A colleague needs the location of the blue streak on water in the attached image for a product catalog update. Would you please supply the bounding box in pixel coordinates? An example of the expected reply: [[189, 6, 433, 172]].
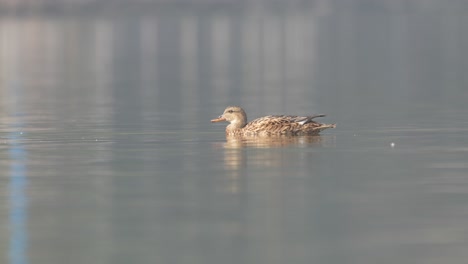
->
[[7, 74, 28, 264], [8, 131, 28, 264]]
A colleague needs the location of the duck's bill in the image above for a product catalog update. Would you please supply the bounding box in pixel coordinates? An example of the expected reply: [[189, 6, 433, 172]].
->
[[211, 116, 226, 123]]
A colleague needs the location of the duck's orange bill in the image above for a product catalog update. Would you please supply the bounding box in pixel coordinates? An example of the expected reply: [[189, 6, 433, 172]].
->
[[211, 116, 226, 123]]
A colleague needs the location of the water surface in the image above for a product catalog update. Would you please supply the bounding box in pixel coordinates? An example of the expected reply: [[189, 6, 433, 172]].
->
[[1, 3, 468, 264]]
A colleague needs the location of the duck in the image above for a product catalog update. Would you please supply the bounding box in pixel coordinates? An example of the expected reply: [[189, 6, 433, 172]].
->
[[211, 106, 336, 136]]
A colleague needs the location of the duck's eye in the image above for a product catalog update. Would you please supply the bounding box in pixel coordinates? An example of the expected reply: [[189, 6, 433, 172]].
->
[[227, 110, 234, 113]]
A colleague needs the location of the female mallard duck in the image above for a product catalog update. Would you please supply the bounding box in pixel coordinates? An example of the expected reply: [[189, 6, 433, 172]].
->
[[211, 106, 336, 136]]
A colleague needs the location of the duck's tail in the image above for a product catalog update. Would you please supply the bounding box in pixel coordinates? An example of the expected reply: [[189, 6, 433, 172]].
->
[[312, 123, 336, 133], [321, 123, 336, 129]]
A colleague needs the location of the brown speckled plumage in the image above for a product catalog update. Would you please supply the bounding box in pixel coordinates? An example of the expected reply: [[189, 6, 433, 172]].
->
[[211, 106, 336, 136]]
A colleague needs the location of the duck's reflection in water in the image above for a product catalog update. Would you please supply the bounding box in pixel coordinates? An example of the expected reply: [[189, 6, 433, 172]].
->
[[224, 135, 328, 149], [213, 135, 335, 193], [222, 135, 332, 167]]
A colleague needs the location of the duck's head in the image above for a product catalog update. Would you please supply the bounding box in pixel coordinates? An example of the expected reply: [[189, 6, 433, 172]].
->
[[211, 106, 247, 129]]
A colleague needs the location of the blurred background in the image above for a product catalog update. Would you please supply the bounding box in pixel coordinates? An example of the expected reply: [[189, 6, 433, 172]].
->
[[1, 1, 468, 264]]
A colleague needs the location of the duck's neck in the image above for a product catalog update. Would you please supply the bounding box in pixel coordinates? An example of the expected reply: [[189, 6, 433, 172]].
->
[[226, 119, 246, 133]]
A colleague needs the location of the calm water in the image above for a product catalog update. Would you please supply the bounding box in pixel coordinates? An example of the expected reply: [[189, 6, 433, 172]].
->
[[1, 3, 468, 264]]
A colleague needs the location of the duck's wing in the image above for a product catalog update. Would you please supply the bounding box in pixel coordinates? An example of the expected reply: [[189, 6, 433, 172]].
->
[[286, 114, 326, 125], [244, 115, 326, 134]]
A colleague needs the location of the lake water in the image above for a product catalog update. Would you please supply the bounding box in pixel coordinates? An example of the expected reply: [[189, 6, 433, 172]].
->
[[1, 3, 468, 264]]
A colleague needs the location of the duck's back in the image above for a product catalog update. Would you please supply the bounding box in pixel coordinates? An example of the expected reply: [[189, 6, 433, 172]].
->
[[242, 115, 333, 136]]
